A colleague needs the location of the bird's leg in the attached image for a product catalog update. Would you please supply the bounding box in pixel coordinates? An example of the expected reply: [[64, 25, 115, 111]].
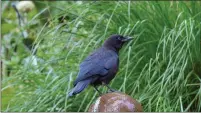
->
[[93, 86, 102, 96], [104, 84, 118, 92]]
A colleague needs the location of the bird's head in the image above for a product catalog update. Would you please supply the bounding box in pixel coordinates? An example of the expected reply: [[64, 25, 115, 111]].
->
[[103, 34, 133, 52]]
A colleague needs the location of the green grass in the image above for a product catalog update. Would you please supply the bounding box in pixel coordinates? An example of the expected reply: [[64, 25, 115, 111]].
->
[[1, 1, 201, 112]]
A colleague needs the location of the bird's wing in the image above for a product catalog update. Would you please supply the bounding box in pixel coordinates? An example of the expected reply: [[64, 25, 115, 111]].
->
[[104, 54, 119, 70], [73, 48, 118, 85]]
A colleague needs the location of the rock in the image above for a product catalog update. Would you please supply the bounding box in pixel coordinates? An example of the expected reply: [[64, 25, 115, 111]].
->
[[88, 92, 143, 112]]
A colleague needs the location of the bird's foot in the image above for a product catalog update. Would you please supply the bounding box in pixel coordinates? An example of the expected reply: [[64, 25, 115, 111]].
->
[[97, 91, 103, 96], [98, 93, 103, 97], [104, 84, 121, 93], [93, 86, 103, 96], [107, 89, 121, 93]]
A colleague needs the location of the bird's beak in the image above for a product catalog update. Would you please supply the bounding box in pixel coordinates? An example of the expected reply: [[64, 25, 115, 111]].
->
[[122, 37, 133, 42]]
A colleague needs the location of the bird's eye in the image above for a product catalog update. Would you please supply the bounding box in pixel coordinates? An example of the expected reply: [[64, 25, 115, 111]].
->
[[117, 37, 121, 40]]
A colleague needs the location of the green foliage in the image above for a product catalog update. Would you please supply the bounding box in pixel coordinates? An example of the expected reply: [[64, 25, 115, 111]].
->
[[1, 1, 201, 112]]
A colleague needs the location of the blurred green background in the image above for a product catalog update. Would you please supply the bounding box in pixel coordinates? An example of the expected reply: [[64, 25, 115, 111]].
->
[[1, 1, 201, 112]]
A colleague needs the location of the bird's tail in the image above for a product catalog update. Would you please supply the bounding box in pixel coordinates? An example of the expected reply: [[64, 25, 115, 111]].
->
[[68, 79, 91, 97]]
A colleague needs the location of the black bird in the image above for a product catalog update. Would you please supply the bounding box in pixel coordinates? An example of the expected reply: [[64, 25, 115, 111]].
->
[[68, 34, 133, 97]]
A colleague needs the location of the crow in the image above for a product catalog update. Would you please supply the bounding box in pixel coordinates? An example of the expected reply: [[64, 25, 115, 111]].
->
[[68, 34, 133, 97]]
